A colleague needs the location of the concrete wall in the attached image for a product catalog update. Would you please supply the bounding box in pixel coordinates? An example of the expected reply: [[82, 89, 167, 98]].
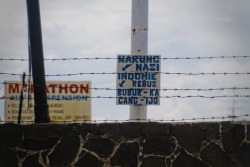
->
[[0, 122, 249, 167]]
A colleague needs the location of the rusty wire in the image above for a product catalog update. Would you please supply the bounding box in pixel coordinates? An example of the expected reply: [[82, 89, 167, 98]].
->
[[1, 72, 250, 77], [1, 94, 250, 101], [1, 55, 250, 61], [1, 82, 249, 92], [1, 114, 249, 124]]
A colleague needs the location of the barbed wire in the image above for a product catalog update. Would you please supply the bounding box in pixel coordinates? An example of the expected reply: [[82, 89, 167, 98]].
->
[[1, 55, 250, 62], [1, 82, 250, 92], [1, 114, 249, 124], [1, 72, 250, 77], [1, 95, 250, 101], [1, 56, 249, 124]]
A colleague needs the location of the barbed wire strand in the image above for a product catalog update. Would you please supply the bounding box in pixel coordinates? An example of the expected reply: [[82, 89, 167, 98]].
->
[[1, 95, 250, 101], [1, 114, 249, 124], [1, 55, 250, 61], [1, 82, 250, 92], [1, 72, 250, 77]]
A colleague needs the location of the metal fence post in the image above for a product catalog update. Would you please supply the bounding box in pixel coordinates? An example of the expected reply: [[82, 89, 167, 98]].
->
[[130, 0, 148, 122]]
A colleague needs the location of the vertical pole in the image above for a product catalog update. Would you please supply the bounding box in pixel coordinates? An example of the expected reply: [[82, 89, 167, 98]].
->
[[130, 0, 148, 122], [26, 0, 50, 123], [18, 73, 26, 124]]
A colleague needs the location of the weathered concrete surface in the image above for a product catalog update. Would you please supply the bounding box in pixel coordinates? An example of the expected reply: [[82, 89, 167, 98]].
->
[[0, 122, 249, 167]]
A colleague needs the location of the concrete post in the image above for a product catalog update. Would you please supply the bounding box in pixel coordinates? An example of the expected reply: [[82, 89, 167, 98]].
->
[[130, 0, 148, 122]]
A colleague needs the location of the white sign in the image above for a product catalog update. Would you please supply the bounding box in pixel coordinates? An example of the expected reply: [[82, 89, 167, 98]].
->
[[5, 81, 91, 123], [116, 55, 161, 105]]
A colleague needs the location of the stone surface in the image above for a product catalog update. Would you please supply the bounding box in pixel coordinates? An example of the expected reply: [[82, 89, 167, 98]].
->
[[22, 154, 43, 167], [0, 149, 18, 167], [221, 123, 245, 152], [141, 122, 165, 135], [79, 123, 99, 137], [201, 143, 237, 167], [232, 142, 250, 167], [166, 158, 171, 167], [17, 151, 27, 159], [200, 123, 220, 140], [141, 156, 166, 167], [84, 135, 115, 158], [163, 123, 171, 136], [49, 129, 80, 167], [0, 122, 250, 167], [247, 125, 250, 141], [143, 135, 175, 156], [172, 151, 208, 167], [41, 150, 50, 165], [172, 124, 204, 153], [99, 123, 122, 140], [22, 124, 66, 150], [111, 142, 139, 167], [0, 123, 23, 149], [75, 151, 103, 167], [122, 122, 141, 138]]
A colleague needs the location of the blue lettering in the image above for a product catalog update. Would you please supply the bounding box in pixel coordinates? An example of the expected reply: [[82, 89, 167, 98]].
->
[[57, 95, 61, 100], [150, 89, 159, 96], [81, 96, 88, 100], [132, 81, 156, 88], [135, 64, 160, 72], [118, 56, 125, 63], [117, 89, 142, 96], [118, 97, 138, 104], [118, 55, 160, 64], [146, 97, 158, 104]]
